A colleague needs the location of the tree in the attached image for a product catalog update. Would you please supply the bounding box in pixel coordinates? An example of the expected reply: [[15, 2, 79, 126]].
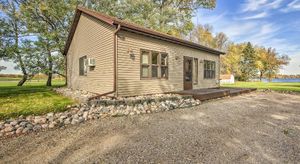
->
[[264, 48, 290, 81], [214, 32, 229, 51], [0, 0, 32, 86], [189, 24, 229, 51], [255, 46, 268, 81], [190, 24, 215, 47], [20, 0, 81, 85], [255, 47, 290, 82], [33, 37, 65, 86], [239, 42, 257, 81], [87, 0, 216, 37], [221, 43, 245, 75]]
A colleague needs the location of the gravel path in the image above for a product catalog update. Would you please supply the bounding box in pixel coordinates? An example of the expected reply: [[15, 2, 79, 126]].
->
[[1, 92, 300, 163]]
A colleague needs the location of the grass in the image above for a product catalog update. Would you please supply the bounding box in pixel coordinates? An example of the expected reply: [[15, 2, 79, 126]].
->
[[222, 81, 300, 93], [0, 78, 74, 120]]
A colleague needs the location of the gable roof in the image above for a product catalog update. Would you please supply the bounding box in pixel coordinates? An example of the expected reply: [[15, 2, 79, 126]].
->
[[63, 6, 226, 55]]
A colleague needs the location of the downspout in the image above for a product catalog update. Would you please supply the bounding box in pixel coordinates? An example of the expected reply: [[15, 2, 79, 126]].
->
[[88, 24, 121, 100], [113, 24, 121, 96]]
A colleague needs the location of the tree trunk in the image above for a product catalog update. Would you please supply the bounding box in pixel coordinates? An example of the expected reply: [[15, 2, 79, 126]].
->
[[268, 71, 272, 82], [46, 45, 53, 86], [259, 71, 263, 82], [17, 54, 28, 86], [14, 24, 28, 86], [46, 72, 52, 86], [17, 74, 28, 86]]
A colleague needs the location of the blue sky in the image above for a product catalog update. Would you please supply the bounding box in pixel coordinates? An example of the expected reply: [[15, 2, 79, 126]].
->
[[194, 0, 300, 75], [1, 0, 300, 75]]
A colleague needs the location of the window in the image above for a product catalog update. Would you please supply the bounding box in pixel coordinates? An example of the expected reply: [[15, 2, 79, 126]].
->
[[140, 50, 168, 79], [141, 51, 150, 78], [161, 53, 168, 79], [193, 58, 198, 84], [79, 56, 87, 76], [151, 52, 159, 78], [204, 60, 216, 79]]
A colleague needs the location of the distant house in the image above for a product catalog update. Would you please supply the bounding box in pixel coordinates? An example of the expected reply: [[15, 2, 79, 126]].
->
[[220, 74, 235, 84], [64, 7, 225, 97]]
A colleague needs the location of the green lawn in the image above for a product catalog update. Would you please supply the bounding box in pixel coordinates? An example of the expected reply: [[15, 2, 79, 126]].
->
[[0, 79, 74, 120], [222, 81, 300, 93]]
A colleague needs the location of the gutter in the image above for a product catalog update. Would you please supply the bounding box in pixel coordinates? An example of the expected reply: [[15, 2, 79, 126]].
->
[[88, 24, 121, 100]]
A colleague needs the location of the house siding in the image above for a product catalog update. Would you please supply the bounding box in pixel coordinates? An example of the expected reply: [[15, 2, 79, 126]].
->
[[117, 30, 220, 97], [67, 13, 115, 94]]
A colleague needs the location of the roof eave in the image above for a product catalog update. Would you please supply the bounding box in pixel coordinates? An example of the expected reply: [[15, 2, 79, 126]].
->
[[63, 7, 226, 56]]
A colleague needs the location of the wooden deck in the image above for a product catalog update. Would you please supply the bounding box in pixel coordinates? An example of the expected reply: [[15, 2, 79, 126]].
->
[[173, 87, 257, 101]]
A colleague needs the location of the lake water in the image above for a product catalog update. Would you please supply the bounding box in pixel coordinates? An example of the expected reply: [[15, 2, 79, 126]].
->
[[261, 78, 300, 83]]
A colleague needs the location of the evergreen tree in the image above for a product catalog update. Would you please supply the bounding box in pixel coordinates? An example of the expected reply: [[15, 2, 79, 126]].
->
[[239, 42, 257, 81]]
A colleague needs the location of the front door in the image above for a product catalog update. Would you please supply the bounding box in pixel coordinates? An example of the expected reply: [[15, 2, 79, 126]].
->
[[184, 56, 193, 90]]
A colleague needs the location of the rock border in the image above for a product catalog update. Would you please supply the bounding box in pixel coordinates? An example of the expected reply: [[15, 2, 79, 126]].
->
[[0, 93, 200, 139]]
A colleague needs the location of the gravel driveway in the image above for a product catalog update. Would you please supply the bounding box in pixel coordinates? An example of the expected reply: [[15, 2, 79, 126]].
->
[[1, 92, 300, 163]]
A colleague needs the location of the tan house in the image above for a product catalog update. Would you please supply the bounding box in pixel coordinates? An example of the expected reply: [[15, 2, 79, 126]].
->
[[64, 7, 225, 97]]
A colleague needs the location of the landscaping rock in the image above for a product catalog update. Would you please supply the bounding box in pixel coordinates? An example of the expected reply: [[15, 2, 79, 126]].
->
[[41, 124, 48, 129], [60, 115, 67, 120], [33, 125, 41, 131], [4, 125, 14, 132], [0, 92, 200, 138], [19, 121, 28, 128], [83, 111, 89, 120], [6, 131, 15, 136], [22, 128, 30, 134], [10, 121, 18, 126], [64, 118, 71, 125], [16, 127, 24, 135], [53, 88, 97, 102], [26, 124, 33, 130], [78, 117, 84, 123], [71, 118, 79, 125], [34, 117, 47, 124], [49, 122, 56, 129]]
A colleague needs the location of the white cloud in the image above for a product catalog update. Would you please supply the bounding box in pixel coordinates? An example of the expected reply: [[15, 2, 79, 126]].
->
[[240, 12, 269, 20], [221, 22, 257, 39], [267, 0, 285, 9], [241, 0, 269, 12], [241, 0, 284, 13], [248, 23, 280, 40], [281, 0, 300, 12], [194, 11, 227, 25]]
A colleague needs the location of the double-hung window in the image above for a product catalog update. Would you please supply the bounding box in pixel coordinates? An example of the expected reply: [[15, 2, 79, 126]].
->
[[141, 50, 168, 79], [204, 60, 216, 79], [161, 53, 168, 79], [141, 51, 150, 78], [151, 52, 159, 78]]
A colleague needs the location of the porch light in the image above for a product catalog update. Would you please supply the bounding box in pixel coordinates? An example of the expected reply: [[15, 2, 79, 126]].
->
[[128, 49, 135, 59]]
